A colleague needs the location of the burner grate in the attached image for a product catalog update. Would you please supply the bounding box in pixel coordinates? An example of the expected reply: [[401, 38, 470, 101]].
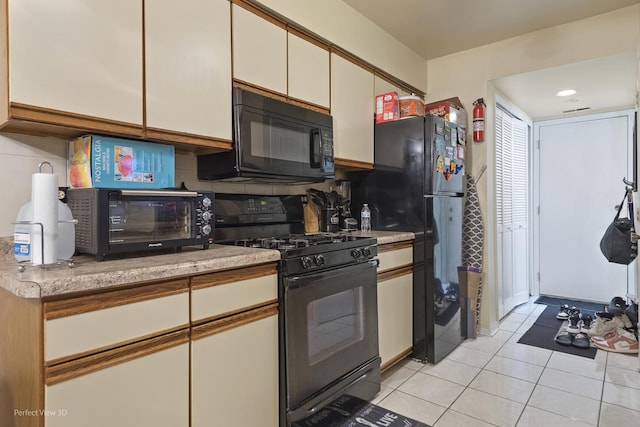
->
[[233, 232, 357, 250]]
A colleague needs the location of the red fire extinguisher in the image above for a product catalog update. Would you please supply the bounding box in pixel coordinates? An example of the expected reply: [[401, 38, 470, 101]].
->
[[473, 98, 485, 142]]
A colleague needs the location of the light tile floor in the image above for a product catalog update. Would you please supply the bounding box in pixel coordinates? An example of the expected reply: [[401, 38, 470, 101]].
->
[[372, 299, 640, 426]]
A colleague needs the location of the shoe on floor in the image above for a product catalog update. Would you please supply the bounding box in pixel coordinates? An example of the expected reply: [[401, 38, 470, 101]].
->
[[554, 330, 573, 346], [591, 328, 638, 354], [580, 314, 593, 334], [608, 296, 629, 316], [572, 332, 591, 349], [566, 312, 581, 334], [587, 313, 625, 337], [624, 302, 638, 329], [556, 304, 571, 320]]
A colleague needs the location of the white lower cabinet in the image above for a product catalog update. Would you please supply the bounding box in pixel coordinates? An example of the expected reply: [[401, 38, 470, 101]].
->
[[191, 306, 279, 427], [45, 338, 189, 427], [377, 273, 413, 368], [376, 242, 414, 370]]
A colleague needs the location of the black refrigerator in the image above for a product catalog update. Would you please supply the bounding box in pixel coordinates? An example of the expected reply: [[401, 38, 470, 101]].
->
[[350, 115, 465, 364]]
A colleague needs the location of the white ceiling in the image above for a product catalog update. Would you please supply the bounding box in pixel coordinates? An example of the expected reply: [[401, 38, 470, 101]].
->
[[343, 0, 639, 120]]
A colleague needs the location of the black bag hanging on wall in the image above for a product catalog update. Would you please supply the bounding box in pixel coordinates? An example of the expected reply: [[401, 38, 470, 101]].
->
[[600, 190, 637, 265]]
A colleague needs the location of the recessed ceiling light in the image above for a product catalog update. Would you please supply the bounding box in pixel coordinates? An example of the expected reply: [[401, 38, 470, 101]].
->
[[557, 89, 577, 97]]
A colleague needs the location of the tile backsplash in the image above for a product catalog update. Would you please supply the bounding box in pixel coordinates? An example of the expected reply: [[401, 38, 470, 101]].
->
[[0, 131, 332, 239]]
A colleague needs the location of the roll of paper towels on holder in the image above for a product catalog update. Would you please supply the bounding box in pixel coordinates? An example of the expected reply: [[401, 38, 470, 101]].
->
[[31, 172, 58, 264]]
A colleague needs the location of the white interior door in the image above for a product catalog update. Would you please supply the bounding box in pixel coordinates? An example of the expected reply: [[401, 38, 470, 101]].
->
[[537, 111, 634, 302], [496, 107, 530, 318]]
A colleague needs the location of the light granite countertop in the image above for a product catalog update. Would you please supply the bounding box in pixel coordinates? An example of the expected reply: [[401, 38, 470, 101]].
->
[[0, 245, 281, 299], [354, 230, 415, 245], [0, 231, 414, 299]]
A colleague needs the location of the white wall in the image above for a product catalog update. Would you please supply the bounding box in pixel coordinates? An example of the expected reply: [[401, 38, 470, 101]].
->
[[426, 4, 640, 333], [255, 0, 428, 92], [0, 133, 68, 238]]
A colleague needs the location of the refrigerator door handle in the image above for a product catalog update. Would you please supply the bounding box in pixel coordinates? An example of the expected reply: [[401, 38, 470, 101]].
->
[[424, 195, 452, 198]]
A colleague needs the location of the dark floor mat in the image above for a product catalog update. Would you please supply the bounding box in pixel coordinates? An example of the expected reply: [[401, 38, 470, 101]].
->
[[517, 305, 597, 359], [292, 394, 430, 427], [534, 296, 605, 312]]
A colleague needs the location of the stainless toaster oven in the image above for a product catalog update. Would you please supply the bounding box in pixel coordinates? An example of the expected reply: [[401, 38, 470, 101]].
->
[[66, 188, 214, 261]]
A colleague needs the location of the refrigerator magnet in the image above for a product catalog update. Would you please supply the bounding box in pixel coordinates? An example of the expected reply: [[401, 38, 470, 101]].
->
[[451, 128, 457, 146], [435, 122, 444, 135], [457, 145, 465, 159], [458, 130, 466, 146], [436, 155, 444, 173]]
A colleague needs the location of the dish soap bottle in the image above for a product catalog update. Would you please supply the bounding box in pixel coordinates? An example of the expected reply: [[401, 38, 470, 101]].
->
[[360, 204, 371, 232]]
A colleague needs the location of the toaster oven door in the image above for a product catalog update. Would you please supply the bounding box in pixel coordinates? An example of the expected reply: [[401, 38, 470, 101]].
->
[[107, 192, 194, 245]]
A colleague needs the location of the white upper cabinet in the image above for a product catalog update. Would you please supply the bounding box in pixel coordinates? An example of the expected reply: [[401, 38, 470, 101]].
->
[[288, 32, 330, 108], [374, 75, 408, 101], [145, 0, 232, 142], [331, 53, 374, 166], [8, 0, 143, 126], [232, 4, 287, 95]]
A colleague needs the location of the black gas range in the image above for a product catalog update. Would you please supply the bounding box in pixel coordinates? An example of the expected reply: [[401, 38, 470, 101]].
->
[[214, 193, 377, 272], [233, 232, 377, 276], [214, 194, 381, 427]]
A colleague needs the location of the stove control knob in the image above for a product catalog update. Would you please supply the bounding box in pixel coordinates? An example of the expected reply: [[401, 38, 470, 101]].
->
[[351, 248, 362, 259], [201, 210, 212, 221], [201, 224, 212, 235], [361, 247, 371, 257], [314, 254, 325, 266], [201, 197, 212, 208], [301, 256, 313, 269]]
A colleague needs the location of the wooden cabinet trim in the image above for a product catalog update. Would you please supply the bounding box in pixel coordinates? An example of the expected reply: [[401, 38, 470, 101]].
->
[[45, 323, 190, 367], [192, 299, 278, 327], [231, 0, 286, 29], [330, 47, 374, 74], [378, 265, 413, 282], [374, 69, 424, 98], [191, 263, 277, 290], [44, 278, 190, 320], [45, 329, 189, 386], [378, 241, 413, 253], [380, 348, 413, 373], [9, 102, 143, 137], [145, 127, 232, 151], [287, 26, 329, 52], [192, 302, 278, 341], [335, 158, 374, 170]]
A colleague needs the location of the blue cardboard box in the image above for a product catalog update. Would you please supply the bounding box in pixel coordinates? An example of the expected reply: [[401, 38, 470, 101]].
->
[[68, 135, 175, 189]]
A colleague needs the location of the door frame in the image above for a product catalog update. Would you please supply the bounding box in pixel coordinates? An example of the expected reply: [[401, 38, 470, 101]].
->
[[533, 109, 636, 299]]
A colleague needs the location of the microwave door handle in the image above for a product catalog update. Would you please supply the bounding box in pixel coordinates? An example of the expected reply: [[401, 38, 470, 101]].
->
[[310, 128, 322, 168], [119, 190, 198, 197]]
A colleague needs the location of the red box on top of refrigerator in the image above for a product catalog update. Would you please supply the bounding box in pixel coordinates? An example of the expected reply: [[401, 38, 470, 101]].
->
[[375, 92, 399, 123]]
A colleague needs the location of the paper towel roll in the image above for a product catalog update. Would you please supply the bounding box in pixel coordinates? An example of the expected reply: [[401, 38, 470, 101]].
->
[[31, 172, 58, 264]]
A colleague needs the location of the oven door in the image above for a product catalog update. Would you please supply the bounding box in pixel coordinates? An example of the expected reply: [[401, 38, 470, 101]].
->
[[283, 259, 379, 411]]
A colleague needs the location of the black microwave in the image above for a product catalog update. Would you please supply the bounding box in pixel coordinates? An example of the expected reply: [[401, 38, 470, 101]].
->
[[66, 188, 214, 261], [197, 88, 334, 182]]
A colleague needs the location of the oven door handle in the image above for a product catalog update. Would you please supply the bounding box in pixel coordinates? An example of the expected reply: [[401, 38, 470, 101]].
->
[[285, 259, 378, 290], [306, 372, 369, 416]]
